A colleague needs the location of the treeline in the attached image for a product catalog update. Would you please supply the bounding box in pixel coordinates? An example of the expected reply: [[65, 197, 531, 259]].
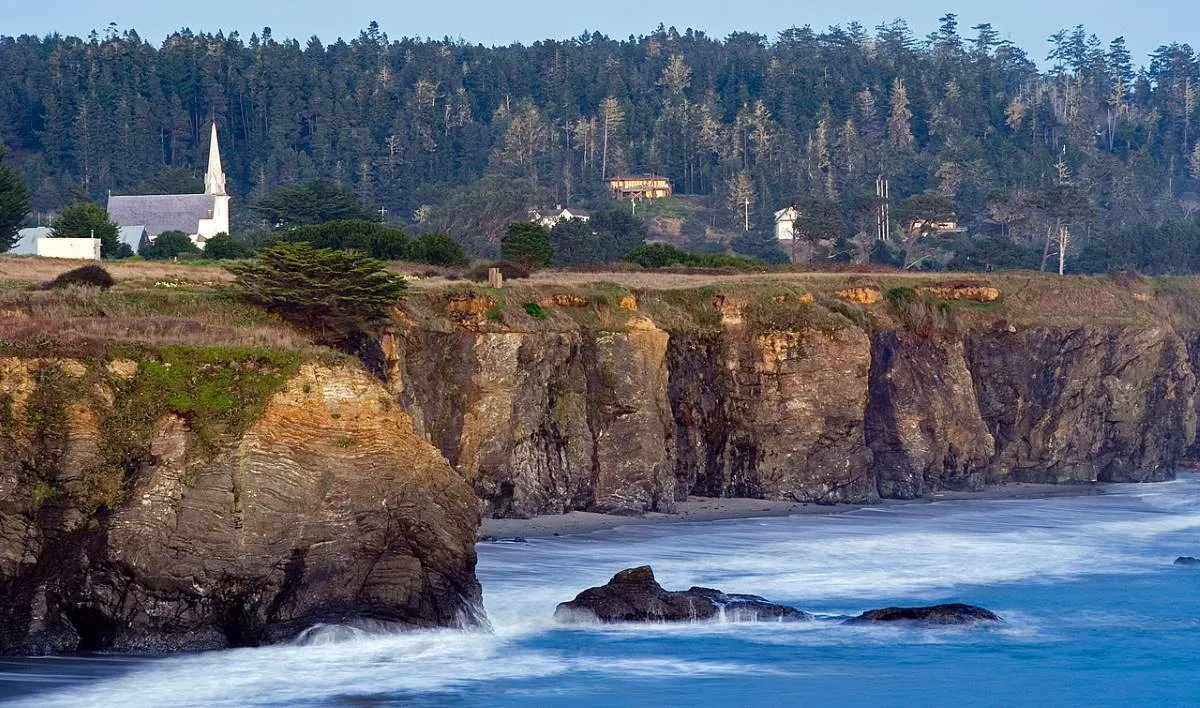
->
[[1, 18, 1200, 270]]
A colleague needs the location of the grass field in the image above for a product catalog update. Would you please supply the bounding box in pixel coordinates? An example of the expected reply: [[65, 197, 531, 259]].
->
[[0, 254, 1186, 355]]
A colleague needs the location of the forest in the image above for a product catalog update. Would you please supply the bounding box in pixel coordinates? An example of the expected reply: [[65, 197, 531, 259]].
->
[[2, 16, 1200, 271]]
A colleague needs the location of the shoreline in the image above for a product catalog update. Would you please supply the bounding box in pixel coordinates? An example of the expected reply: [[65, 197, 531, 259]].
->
[[478, 482, 1104, 540]]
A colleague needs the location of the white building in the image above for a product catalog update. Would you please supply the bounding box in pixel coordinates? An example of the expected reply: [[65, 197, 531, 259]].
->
[[107, 122, 230, 250], [36, 237, 101, 260], [530, 206, 590, 229], [774, 206, 799, 241]]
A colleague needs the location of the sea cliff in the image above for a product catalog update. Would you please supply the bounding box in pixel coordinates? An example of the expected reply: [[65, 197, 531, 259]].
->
[[0, 351, 482, 654], [382, 276, 1200, 517], [3, 267, 1200, 653]]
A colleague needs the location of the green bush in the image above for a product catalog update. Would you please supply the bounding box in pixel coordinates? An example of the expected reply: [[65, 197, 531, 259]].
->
[[523, 302, 549, 320], [140, 231, 201, 260], [45, 264, 115, 290], [228, 243, 406, 346], [409, 232, 469, 266], [624, 243, 762, 271], [202, 233, 252, 260], [624, 243, 690, 268]]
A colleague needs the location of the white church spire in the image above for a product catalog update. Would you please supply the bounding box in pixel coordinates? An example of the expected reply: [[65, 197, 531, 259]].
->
[[204, 121, 227, 196]]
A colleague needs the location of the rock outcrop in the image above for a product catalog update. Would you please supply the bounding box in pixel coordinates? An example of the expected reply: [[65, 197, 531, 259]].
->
[[554, 565, 810, 623], [845, 603, 1002, 625], [1174, 556, 1200, 566], [0, 359, 482, 654], [384, 325, 676, 519], [378, 289, 1200, 519], [966, 326, 1196, 483]]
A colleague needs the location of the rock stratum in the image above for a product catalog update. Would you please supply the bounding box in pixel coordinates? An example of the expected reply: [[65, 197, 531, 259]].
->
[[0, 357, 482, 654], [383, 280, 1200, 518]]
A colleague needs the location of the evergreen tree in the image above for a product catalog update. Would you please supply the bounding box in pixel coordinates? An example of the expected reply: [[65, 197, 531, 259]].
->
[[501, 222, 554, 268], [0, 143, 30, 252], [228, 243, 406, 346]]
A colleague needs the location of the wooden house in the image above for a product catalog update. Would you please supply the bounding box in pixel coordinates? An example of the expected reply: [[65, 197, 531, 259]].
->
[[607, 175, 672, 200]]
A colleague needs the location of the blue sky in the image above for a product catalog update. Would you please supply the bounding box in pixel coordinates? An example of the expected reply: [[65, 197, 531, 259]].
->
[[1, 1, 1194, 66]]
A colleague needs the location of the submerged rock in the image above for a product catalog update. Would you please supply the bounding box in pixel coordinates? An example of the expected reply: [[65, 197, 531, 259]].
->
[[554, 565, 810, 623], [845, 603, 1002, 625], [1174, 556, 1200, 566]]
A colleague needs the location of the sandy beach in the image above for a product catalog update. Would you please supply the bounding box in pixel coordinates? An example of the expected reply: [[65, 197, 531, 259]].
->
[[478, 482, 1104, 540]]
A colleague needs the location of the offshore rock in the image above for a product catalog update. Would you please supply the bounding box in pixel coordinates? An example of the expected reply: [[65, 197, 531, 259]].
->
[[845, 603, 1002, 625], [553, 565, 810, 623], [0, 360, 482, 654], [1174, 556, 1200, 566]]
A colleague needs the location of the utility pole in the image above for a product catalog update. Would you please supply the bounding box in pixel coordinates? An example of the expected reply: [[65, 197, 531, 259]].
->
[[743, 197, 750, 232], [876, 175, 890, 241], [378, 206, 388, 223]]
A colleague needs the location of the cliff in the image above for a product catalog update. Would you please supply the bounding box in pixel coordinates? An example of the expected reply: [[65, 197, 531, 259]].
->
[[383, 276, 1200, 517], [0, 351, 482, 654], [4, 267, 1200, 655]]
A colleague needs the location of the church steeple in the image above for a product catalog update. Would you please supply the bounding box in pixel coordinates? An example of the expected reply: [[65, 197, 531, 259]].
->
[[204, 121, 226, 196]]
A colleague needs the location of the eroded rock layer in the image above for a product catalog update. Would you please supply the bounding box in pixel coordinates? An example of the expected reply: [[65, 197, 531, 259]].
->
[[0, 359, 481, 654]]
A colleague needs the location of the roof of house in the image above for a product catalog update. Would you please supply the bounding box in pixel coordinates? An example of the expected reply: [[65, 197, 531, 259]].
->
[[107, 194, 217, 237], [10, 227, 51, 255], [117, 225, 148, 252], [607, 175, 670, 183]]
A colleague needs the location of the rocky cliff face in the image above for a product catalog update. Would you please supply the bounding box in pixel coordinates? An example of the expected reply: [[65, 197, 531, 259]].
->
[[384, 305, 676, 519], [385, 287, 1200, 518], [0, 357, 481, 655]]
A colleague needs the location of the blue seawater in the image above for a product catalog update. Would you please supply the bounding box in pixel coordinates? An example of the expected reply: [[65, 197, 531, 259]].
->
[[2, 476, 1198, 707]]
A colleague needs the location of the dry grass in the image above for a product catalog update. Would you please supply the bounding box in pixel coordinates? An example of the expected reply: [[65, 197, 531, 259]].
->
[[0, 282, 320, 356], [0, 255, 234, 287]]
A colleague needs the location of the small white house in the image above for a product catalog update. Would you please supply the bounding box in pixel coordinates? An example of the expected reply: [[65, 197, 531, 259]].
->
[[36, 237, 102, 260], [530, 206, 590, 229], [774, 206, 799, 240]]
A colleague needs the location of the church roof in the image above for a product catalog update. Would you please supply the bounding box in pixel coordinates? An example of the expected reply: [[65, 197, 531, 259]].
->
[[107, 194, 217, 237]]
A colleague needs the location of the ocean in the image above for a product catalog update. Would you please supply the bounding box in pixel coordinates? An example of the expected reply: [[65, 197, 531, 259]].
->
[[3, 475, 1199, 707]]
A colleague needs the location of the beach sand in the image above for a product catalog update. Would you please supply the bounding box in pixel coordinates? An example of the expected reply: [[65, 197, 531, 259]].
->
[[479, 482, 1103, 540]]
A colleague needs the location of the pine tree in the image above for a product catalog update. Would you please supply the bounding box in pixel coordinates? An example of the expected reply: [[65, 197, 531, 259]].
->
[[0, 143, 31, 252], [887, 78, 914, 151], [228, 242, 407, 346]]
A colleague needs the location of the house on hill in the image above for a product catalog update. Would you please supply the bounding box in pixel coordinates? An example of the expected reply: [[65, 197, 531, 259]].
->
[[774, 206, 799, 241], [607, 175, 672, 200], [107, 122, 230, 250], [530, 206, 590, 228]]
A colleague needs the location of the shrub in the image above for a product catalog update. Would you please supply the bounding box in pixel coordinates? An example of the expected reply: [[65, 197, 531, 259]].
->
[[624, 243, 690, 268], [522, 302, 549, 320], [467, 260, 531, 281], [624, 243, 763, 271], [203, 233, 252, 260], [408, 232, 469, 266], [266, 220, 409, 261], [140, 231, 201, 260], [45, 265, 115, 290], [228, 243, 406, 346]]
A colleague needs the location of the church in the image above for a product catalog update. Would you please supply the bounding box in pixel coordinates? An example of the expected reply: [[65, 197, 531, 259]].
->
[[107, 122, 230, 250]]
